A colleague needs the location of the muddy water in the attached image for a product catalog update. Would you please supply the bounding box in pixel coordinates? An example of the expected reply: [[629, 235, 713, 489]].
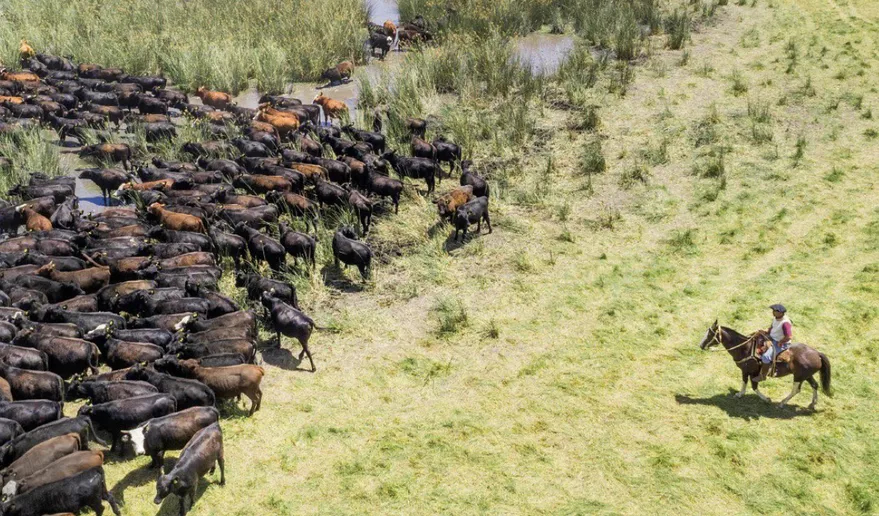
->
[[516, 33, 574, 75], [60, 151, 109, 214], [367, 0, 399, 24]]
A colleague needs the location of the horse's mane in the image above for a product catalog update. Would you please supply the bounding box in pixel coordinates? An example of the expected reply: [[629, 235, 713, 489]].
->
[[720, 326, 749, 340]]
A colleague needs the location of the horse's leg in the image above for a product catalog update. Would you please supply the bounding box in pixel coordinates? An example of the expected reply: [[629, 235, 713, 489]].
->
[[751, 379, 771, 402], [806, 377, 819, 410], [778, 381, 802, 408], [736, 371, 748, 398]]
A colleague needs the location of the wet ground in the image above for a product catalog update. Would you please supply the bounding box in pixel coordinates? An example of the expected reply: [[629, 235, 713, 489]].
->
[[68, 0, 574, 213]]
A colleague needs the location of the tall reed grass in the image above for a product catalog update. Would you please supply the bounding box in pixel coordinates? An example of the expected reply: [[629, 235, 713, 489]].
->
[[0, 129, 65, 192], [0, 0, 368, 93]]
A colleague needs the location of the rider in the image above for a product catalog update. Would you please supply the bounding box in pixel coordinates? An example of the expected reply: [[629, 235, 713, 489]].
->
[[754, 304, 792, 382]]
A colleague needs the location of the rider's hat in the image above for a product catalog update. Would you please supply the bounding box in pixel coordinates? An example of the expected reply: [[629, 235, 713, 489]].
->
[[769, 304, 786, 313]]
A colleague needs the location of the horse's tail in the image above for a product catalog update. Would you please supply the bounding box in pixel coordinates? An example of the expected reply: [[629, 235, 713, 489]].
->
[[818, 352, 832, 396]]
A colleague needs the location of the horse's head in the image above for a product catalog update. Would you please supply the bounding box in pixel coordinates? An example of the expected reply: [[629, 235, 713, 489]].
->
[[699, 320, 720, 350]]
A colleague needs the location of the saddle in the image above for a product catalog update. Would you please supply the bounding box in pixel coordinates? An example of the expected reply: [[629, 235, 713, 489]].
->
[[755, 335, 792, 377]]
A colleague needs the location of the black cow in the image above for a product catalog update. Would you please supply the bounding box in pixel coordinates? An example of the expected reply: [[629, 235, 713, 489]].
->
[[77, 394, 176, 452], [332, 227, 371, 280], [123, 366, 216, 411], [367, 33, 394, 59], [0, 418, 23, 448], [278, 223, 316, 269], [454, 196, 492, 241], [0, 416, 106, 468], [0, 466, 121, 516], [382, 150, 438, 193], [0, 364, 64, 401], [0, 344, 48, 371], [261, 293, 316, 372], [460, 160, 490, 197], [67, 380, 158, 404], [0, 401, 62, 432], [233, 223, 285, 271], [154, 422, 224, 515]]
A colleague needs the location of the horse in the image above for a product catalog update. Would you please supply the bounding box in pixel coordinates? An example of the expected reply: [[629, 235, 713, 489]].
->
[[698, 320, 832, 410]]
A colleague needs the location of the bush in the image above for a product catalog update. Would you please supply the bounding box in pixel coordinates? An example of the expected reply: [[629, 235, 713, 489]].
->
[[579, 139, 606, 176], [665, 9, 691, 50]]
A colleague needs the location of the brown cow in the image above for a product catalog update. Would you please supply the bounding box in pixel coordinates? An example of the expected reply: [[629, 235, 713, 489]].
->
[[287, 163, 327, 182], [313, 93, 348, 123], [0, 377, 11, 402], [158, 252, 215, 269], [256, 108, 299, 137], [19, 40, 35, 60], [118, 179, 173, 192], [0, 69, 40, 84], [195, 87, 233, 110], [148, 203, 206, 233], [15, 205, 52, 231], [2, 450, 103, 498], [435, 185, 474, 221], [36, 262, 110, 293], [0, 433, 81, 487], [0, 96, 24, 105], [161, 358, 264, 415]]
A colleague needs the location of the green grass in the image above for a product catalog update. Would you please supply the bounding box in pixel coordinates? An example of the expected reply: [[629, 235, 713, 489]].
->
[[18, 0, 879, 514], [0, 0, 368, 93], [0, 128, 67, 191]]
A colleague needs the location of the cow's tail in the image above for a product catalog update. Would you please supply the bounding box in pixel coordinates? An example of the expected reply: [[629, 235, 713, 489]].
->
[[83, 415, 109, 447], [818, 352, 832, 396]]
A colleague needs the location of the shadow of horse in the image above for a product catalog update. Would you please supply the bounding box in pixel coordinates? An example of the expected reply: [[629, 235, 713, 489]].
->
[[675, 390, 816, 421]]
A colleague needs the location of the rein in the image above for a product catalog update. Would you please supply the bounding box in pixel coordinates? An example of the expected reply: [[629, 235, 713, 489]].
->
[[713, 327, 759, 364]]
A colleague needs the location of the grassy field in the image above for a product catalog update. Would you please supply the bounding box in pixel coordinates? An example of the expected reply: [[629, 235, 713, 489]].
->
[[0, 0, 367, 92], [6, 0, 878, 513]]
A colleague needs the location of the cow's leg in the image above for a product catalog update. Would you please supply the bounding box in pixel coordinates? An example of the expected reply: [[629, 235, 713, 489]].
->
[[485, 212, 492, 233], [778, 381, 802, 408], [303, 343, 316, 372], [806, 377, 819, 410], [276, 331, 282, 347], [735, 371, 748, 398], [218, 454, 226, 485]]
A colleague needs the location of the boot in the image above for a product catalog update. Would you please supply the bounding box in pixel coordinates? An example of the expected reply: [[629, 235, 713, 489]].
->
[[753, 362, 772, 382]]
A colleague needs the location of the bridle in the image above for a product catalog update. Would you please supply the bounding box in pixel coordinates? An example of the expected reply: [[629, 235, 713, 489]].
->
[[710, 325, 760, 364]]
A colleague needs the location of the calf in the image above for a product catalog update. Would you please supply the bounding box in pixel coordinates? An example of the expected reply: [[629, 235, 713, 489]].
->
[[78, 394, 176, 452], [207, 229, 246, 268], [261, 293, 317, 371], [454, 196, 492, 241], [0, 466, 120, 516], [0, 364, 63, 401], [123, 366, 216, 411], [66, 380, 157, 404], [121, 407, 219, 468], [332, 227, 372, 280], [2, 449, 104, 499], [157, 358, 264, 415], [435, 185, 474, 222], [411, 136, 435, 160], [367, 33, 393, 59], [154, 423, 224, 515], [313, 177, 347, 208]]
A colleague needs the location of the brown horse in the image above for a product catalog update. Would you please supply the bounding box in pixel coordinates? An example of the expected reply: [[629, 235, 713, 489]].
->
[[699, 320, 832, 409]]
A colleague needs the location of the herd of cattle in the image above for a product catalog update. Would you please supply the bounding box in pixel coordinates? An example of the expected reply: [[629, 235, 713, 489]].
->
[[0, 29, 492, 516]]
